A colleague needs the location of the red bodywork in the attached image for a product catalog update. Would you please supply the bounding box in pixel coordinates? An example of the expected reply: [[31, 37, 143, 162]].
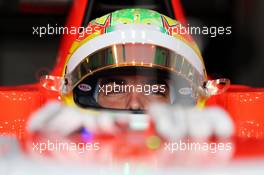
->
[[0, 0, 263, 158]]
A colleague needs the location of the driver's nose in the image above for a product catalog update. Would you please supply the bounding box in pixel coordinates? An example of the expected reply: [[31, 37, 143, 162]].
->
[[126, 92, 145, 110]]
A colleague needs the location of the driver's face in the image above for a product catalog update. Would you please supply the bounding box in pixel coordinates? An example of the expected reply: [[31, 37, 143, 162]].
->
[[97, 75, 170, 110]]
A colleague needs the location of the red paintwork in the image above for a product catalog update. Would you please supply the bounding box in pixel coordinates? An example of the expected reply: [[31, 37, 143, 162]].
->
[[0, 0, 264, 158], [0, 0, 88, 139], [206, 85, 264, 140], [171, 0, 187, 25], [19, 4, 68, 14]]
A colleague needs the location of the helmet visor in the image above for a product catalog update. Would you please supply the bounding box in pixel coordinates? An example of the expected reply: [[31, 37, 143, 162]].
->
[[65, 43, 206, 110]]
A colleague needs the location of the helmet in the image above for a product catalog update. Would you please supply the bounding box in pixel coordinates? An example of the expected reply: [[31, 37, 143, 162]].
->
[[63, 8, 206, 110], [41, 8, 229, 111]]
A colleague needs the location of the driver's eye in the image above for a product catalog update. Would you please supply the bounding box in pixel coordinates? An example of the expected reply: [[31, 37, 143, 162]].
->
[[151, 90, 166, 96], [150, 85, 168, 96], [99, 78, 127, 96], [107, 87, 125, 95], [146, 79, 169, 97]]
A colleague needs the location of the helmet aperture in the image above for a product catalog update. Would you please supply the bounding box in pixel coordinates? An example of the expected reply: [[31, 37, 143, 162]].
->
[[73, 65, 197, 111]]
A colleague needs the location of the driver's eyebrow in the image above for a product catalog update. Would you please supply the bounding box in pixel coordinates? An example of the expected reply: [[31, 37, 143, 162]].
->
[[144, 79, 168, 87], [100, 78, 127, 85]]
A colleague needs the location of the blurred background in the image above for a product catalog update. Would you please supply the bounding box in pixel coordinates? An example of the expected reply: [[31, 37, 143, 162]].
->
[[0, 0, 263, 87]]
